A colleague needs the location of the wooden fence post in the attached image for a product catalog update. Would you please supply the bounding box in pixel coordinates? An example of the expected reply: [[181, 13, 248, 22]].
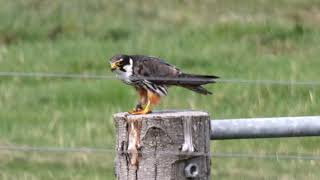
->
[[114, 110, 211, 180]]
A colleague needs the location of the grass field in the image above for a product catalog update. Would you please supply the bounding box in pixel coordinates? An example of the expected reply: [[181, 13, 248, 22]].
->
[[0, 0, 320, 179]]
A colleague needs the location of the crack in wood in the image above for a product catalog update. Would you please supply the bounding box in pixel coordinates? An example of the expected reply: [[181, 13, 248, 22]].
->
[[127, 118, 142, 167], [181, 116, 195, 152], [154, 135, 158, 180]]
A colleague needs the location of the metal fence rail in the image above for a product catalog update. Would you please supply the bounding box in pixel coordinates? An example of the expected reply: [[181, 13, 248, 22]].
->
[[211, 116, 320, 140]]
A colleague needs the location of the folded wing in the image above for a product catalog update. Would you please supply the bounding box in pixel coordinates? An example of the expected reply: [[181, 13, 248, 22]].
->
[[132, 56, 219, 95]]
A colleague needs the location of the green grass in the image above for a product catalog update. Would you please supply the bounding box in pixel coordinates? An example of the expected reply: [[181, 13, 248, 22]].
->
[[0, 0, 320, 179]]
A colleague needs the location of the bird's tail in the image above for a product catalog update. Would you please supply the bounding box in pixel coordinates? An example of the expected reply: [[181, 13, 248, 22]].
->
[[181, 85, 212, 95], [177, 73, 219, 86], [178, 73, 219, 95], [146, 73, 219, 95]]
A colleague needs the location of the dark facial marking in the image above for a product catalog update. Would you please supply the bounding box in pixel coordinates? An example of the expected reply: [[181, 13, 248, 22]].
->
[[109, 54, 131, 71]]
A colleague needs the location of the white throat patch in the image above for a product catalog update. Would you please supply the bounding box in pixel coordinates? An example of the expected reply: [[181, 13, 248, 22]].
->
[[116, 58, 133, 84], [123, 58, 133, 74]]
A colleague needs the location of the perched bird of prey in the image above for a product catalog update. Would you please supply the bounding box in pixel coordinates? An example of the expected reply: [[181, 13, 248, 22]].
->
[[109, 54, 219, 115]]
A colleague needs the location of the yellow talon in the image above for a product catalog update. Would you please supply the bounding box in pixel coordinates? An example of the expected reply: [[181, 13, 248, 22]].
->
[[128, 109, 138, 114], [128, 101, 152, 115], [129, 109, 151, 115]]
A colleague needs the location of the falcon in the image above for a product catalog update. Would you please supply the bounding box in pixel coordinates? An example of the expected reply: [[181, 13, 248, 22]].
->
[[109, 54, 219, 115]]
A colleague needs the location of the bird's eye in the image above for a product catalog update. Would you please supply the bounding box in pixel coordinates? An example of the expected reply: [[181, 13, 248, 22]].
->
[[117, 60, 124, 66]]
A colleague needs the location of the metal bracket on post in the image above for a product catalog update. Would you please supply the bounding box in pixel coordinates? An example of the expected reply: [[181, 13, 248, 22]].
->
[[185, 163, 200, 178]]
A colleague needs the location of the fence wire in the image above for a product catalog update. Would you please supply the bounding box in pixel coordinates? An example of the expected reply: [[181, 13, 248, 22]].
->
[[0, 145, 112, 153], [1, 71, 320, 86], [1, 72, 319, 162], [1, 145, 320, 161]]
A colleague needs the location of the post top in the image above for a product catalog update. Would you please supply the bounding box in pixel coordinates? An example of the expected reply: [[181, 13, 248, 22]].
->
[[114, 110, 209, 119]]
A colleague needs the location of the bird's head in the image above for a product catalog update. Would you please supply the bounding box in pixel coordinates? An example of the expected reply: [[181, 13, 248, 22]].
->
[[109, 54, 132, 72]]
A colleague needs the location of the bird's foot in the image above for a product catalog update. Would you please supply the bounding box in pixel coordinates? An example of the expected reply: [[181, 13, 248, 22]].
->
[[128, 106, 143, 114], [128, 108, 152, 115], [128, 108, 143, 114], [128, 103, 144, 114], [128, 109, 138, 114]]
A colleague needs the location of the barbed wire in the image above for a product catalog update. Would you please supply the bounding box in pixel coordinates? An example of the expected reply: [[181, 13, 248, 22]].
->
[[1, 145, 320, 161], [0, 71, 320, 86]]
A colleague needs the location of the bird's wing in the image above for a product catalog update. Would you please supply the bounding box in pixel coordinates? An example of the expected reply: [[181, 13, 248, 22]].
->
[[132, 55, 181, 80], [131, 55, 218, 86], [130, 56, 178, 96]]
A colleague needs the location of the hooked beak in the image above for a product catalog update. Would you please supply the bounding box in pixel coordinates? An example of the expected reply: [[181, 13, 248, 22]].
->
[[110, 62, 117, 71]]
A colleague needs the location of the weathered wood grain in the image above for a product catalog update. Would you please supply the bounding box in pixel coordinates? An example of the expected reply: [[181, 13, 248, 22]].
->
[[114, 110, 211, 180]]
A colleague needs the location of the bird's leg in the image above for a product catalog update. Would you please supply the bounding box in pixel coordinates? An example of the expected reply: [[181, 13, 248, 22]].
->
[[137, 89, 147, 110], [128, 104, 143, 114], [135, 103, 143, 111], [129, 88, 147, 114], [130, 91, 160, 115], [130, 99, 152, 115]]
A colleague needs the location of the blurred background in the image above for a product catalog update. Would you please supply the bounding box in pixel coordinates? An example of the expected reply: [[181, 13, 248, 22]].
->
[[0, 0, 319, 179]]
